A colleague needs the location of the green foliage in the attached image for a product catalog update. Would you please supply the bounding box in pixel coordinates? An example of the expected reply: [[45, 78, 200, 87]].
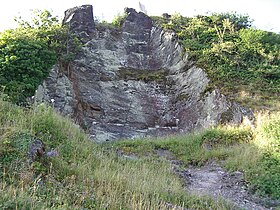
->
[[0, 31, 56, 102], [154, 12, 280, 110], [251, 153, 280, 199], [0, 132, 32, 166], [112, 12, 128, 28], [14, 9, 59, 29], [0, 10, 71, 104], [250, 112, 280, 199], [202, 127, 253, 146], [209, 12, 252, 31]]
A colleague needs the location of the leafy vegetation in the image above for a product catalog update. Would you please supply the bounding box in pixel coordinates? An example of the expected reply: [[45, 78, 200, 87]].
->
[[153, 12, 280, 110], [111, 12, 128, 28], [0, 10, 71, 104]]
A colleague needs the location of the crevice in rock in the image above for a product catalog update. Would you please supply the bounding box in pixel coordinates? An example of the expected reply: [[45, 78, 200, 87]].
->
[[36, 5, 254, 142]]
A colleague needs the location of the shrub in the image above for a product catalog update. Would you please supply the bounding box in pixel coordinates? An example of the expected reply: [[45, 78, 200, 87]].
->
[[0, 10, 71, 104], [154, 12, 280, 109], [112, 12, 127, 28]]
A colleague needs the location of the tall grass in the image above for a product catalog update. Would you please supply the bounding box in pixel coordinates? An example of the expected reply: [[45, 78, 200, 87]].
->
[[1, 99, 279, 209], [113, 112, 280, 200], [0, 100, 234, 209]]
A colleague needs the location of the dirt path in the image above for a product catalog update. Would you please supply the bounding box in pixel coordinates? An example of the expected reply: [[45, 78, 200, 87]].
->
[[156, 149, 277, 210], [184, 164, 266, 210]]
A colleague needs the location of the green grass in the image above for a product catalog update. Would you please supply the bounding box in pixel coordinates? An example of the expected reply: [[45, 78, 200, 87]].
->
[[0, 99, 279, 209], [112, 126, 252, 166], [112, 114, 280, 200], [0, 99, 236, 209]]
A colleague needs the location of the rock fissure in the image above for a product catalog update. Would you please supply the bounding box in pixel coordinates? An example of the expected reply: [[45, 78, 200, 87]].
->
[[36, 5, 253, 142]]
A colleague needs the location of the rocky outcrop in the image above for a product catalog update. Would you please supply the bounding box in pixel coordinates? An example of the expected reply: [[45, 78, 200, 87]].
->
[[63, 5, 95, 35], [36, 5, 252, 142]]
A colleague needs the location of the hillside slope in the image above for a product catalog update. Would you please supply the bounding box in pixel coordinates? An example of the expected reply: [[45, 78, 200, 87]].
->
[[0, 99, 279, 209], [0, 4, 279, 209], [152, 12, 280, 110]]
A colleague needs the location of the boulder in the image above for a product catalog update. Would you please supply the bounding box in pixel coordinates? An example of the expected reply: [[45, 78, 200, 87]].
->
[[28, 140, 45, 161]]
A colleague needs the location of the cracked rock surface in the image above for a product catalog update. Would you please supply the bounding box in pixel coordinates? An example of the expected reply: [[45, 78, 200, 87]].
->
[[36, 5, 253, 142]]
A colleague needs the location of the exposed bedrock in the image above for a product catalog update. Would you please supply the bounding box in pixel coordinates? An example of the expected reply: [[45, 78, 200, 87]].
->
[[36, 5, 253, 142]]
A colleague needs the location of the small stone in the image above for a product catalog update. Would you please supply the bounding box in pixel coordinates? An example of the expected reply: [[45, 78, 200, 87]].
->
[[46, 150, 59, 157], [28, 140, 45, 161]]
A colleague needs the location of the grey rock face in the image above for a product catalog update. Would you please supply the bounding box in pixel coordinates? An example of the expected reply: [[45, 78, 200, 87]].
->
[[36, 65, 75, 116], [63, 4, 95, 35], [37, 5, 252, 142]]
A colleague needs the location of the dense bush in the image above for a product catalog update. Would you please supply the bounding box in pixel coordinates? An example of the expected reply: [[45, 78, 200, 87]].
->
[[0, 31, 56, 102], [0, 10, 69, 104]]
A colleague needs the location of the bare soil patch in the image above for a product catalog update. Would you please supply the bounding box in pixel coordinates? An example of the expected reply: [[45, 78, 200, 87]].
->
[[156, 149, 278, 210]]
